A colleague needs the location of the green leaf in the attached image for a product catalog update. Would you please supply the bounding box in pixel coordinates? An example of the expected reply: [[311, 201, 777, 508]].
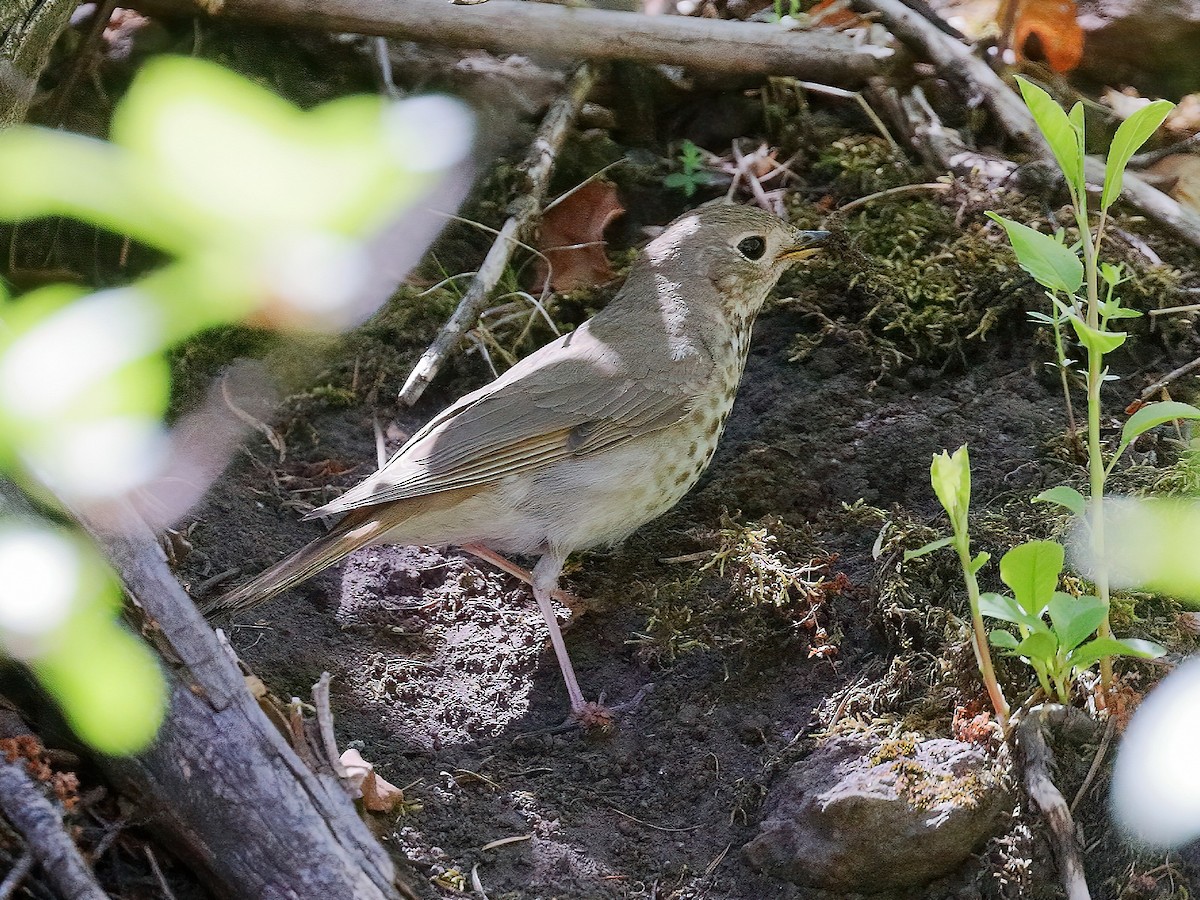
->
[[1013, 630, 1059, 663], [930, 445, 971, 523], [985, 213, 1083, 295], [1102, 99, 1175, 209], [904, 536, 954, 561], [1016, 77, 1085, 196], [979, 591, 1045, 630], [969, 551, 991, 575], [989, 628, 1020, 649], [1119, 401, 1200, 454], [1069, 316, 1127, 355], [1068, 636, 1166, 670], [999, 540, 1064, 617], [663, 173, 698, 197], [1047, 592, 1107, 653], [1035, 486, 1086, 518]]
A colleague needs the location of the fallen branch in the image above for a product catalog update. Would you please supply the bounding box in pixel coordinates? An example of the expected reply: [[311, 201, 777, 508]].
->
[[399, 63, 594, 405], [1016, 704, 1093, 900], [75, 500, 428, 900], [137, 0, 893, 83], [0, 756, 109, 900], [853, 0, 1200, 251]]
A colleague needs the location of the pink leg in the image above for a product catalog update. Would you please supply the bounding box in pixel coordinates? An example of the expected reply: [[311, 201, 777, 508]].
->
[[530, 552, 587, 714], [460, 543, 583, 613]]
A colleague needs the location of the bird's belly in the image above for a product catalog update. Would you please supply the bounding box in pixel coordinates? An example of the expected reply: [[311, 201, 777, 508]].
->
[[519, 417, 725, 551], [374, 398, 734, 556]]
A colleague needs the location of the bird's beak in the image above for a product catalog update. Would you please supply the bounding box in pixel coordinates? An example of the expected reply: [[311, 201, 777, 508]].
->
[[776, 230, 831, 263]]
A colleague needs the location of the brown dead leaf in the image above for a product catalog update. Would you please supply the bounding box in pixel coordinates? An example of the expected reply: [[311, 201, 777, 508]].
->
[[1012, 0, 1084, 73], [1147, 154, 1200, 212], [532, 181, 624, 293], [340, 748, 406, 813]]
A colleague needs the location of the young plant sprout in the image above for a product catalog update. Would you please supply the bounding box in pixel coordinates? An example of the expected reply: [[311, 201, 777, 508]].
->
[[987, 78, 1199, 691]]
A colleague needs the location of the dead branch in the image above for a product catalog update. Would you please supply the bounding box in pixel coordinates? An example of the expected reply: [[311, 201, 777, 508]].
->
[[0, 0, 79, 126], [1016, 704, 1093, 900], [135, 0, 894, 83], [853, 0, 1200, 251], [73, 499, 428, 900], [399, 63, 594, 405], [0, 757, 109, 900]]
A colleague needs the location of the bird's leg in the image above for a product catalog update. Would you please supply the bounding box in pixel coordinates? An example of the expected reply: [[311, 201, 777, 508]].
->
[[530, 551, 589, 716], [460, 543, 583, 614]]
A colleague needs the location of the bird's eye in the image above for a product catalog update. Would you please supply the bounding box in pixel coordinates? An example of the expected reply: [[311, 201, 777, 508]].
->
[[737, 236, 766, 260]]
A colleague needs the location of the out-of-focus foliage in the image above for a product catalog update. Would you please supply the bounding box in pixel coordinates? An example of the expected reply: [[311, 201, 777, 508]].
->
[[0, 56, 471, 754]]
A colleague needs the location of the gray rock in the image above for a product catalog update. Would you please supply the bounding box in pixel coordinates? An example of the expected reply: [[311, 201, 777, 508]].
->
[[744, 734, 1011, 893]]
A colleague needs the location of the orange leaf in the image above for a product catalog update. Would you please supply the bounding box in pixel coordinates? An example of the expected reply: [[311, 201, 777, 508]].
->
[[808, 0, 860, 28], [1012, 0, 1084, 74], [532, 181, 624, 293]]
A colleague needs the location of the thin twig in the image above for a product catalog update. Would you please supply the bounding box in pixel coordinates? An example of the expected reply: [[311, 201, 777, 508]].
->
[[1137, 355, 1200, 402], [832, 181, 951, 215], [313, 672, 350, 782], [143, 847, 179, 900], [399, 63, 595, 405], [1070, 714, 1116, 814], [0, 758, 109, 900], [1016, 704, 1092, 900], [794, 80, 901, 152], [0, 851, 34, 900]]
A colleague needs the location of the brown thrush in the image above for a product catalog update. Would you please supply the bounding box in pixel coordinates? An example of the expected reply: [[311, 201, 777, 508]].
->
[[209, 204, 828, 717]]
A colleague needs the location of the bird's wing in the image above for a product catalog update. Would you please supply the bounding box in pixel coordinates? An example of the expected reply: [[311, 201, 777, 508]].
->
[[312, 326, 711, 515]]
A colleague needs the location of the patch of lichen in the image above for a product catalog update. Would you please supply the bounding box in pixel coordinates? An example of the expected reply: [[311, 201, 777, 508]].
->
[[628, 513, 842, 669]]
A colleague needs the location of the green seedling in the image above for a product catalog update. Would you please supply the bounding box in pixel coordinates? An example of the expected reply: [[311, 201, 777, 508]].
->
[[988, 77, 1200, 689], [980, 540, 1163, 703], [663, 140, 713, 198], [906, 445, 1009, 728], [772, 0, 802, 20]]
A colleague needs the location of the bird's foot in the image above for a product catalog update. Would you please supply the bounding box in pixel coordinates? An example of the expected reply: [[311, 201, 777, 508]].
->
[[565, 685, 653, 734]]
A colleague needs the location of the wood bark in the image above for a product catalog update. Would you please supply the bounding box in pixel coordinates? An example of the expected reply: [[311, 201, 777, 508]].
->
[[0, 0, 76, 126], [0, 481, 425, 900], [0, 757, 109, 900], [93, 506, 427, 900], [136, 0, 894, 85]]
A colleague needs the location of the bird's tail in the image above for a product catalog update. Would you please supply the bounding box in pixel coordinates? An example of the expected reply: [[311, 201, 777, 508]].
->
[[202, 512, 389, 614]]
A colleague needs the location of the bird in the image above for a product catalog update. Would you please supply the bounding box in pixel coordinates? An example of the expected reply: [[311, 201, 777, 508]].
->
[[208, 204, 828, 720]]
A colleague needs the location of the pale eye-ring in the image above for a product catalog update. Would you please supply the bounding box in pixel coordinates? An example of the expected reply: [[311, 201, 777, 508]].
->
[[737, 236, 767, 260]]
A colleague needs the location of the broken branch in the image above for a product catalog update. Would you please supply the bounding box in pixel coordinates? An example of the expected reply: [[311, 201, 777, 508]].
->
[[0, 756, 109, 900], [399, 63, 594, 405], [138, 0, 893, 84]]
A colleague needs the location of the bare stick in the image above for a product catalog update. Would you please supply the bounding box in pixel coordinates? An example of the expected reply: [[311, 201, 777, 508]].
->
[[136, 0, 893, 83], [0, 851, 34, 900], [312, 673, 350, 783], [854, 0, 1200, 251], [0, 757, 109, 900], [1016, 704, 1092, 900], [1137, 354, 1200, 402], [399, 64, 594, 405]]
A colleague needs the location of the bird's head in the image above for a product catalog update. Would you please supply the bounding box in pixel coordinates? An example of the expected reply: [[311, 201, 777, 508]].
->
[[644, 205, 829, 318]]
